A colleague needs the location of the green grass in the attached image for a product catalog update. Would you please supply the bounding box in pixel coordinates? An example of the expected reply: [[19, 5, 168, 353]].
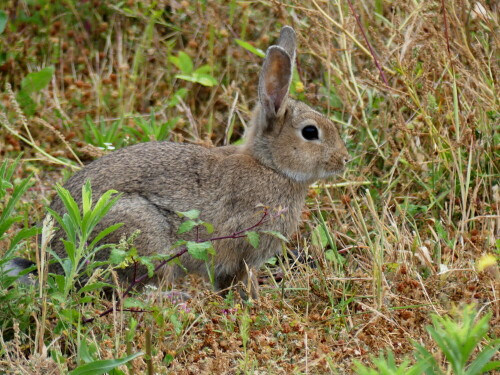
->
[[0, 0, 499, 373]]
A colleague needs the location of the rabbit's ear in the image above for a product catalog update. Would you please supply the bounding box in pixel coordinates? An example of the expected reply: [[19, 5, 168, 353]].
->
[[277, 26, 296, 63], [258, 46, 293, 124]]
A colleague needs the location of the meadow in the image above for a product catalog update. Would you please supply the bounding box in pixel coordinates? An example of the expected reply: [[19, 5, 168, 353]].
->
[[0, 0, 498, 374]]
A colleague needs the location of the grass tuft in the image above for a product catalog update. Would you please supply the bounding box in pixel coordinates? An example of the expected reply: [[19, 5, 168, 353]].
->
[[0, 0, 498, 373]]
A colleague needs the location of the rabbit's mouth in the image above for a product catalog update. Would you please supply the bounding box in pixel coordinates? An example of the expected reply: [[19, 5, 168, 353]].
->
[[318, 168, 344, 179], [281, 167, 344, 183]]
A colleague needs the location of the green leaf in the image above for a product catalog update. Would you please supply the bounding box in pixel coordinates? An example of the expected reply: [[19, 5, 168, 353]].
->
[[235, 39, 265, 58], [0, 178, 14, 196], [175, 73, 218, 87], [81, 180, 93, 216], [68, 352, 143, 375], [265, 256, 277, 266], [171, 239, 187, 248], [0, 171, 33, 223], [10, 226, 40, 252], [20, 66, 55, 94], [202, 222, 214, 234], [261, 230, 288, 243], [317, 212, 339, 253], [0, 155, 20, 185], [126, 318, 138, 341], [170, 314, 183, 335], [108, 248, 128, 265], [83, 189, 121, 238], [427, 324, 460, 370], [0, 217, 21, 241], [467, 342, 500, 375], [246, 231, 259, 249], [193, 64, 213, 75], [477, 360, 500, 374], [193, 73, 218, 87], [177, 220, 197, 234], [0, 10, 8, 34], [0, 181, 13, 197], [79, 282, 114, 294], [48, 273, 66, 295], [163, 353, 174, 365], [325, 249, 337, 262], [77, 340, 97, 364], [54, 183, 82, 232], [16, 90, 36, 116], [175, 51, 193, 75], [168, 55, 179, 69], [59, 308, 80, 324], [139, 256, 155, 277], [434, 219, 453, 247], [89, 222, 124, 250], [123, 298, 146, 309], [168, 255, 184, 269], [176, 209, 200, 220], [311, 225, 328, 248], [186, 241, 213, 261], [168, 88, 188, 108], [61, 239, 77, 264], [62, 212, 78, 244]]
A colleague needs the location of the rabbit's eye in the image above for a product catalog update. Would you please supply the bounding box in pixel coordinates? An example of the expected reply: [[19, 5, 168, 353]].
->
[[301, 125, 319, 141]]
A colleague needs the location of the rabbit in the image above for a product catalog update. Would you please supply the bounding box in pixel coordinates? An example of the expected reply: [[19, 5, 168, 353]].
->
[[6, 26, 349, 299]]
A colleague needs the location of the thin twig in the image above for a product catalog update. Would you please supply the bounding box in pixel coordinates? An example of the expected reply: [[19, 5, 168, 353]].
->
[[34, 118, 83, 167], [346, 0, 389, 87], [441, 0, 452, 57]]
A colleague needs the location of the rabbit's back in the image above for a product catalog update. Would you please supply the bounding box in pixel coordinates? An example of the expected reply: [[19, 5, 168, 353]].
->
[[54, 141, 307, 224], [53, 142, 224, 206]]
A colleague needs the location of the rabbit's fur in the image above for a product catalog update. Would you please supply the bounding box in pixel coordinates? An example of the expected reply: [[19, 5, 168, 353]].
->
[[33, 27, 349, 298]]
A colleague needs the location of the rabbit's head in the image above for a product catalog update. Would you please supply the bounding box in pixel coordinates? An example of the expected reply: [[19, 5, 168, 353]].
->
[[244, 27, 349, 183]]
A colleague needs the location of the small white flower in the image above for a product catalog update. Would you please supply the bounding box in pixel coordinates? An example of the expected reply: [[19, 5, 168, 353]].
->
[[103, 142, 115, 150], [438, 264, 449, 274]]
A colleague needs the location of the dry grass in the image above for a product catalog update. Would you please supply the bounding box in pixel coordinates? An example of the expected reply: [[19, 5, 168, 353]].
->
[[0, 0, 499, 373]]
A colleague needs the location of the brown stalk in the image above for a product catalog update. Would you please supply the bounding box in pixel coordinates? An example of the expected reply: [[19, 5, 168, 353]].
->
[[346, 0, 389, 87]]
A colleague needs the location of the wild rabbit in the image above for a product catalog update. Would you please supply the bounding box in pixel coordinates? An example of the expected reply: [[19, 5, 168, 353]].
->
[[8, 26, 349, 298]]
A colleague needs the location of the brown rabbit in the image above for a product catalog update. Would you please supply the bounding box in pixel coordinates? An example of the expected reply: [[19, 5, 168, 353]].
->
[[8, 27, 349, 298]]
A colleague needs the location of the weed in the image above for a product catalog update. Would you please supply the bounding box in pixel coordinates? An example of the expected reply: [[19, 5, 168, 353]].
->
[[46, 181, 122, 300], [0, 0, 498, 373], [0, 157, 39, 337], [354, 305, 500, 375]]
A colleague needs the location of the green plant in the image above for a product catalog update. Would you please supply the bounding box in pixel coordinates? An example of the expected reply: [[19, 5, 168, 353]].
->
[[84, 113, 180, 150], [68, 352, 143, 375], [172, 209, 217, 284], [1, 0, 499, 371], [46, 180, 123, 300], [0, 10, 7, 34], [354, 352, 429, 375], [415, 305, 500, 375], [0, 156, 38, 261], [0, 157, 39, 336], [169, 51, 218, 87], [83, 115, 125, 150], [354, 305, 500, 375], [123, 112, 179, 142], [235, 38, 265, 58], [0, 85, 78, 169], [16, 66, 55, 116]]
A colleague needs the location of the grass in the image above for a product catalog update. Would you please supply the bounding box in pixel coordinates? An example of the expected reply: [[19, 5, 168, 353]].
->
[[0, 0, 499, 373]]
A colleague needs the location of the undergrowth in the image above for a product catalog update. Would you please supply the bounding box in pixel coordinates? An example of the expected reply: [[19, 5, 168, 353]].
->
[[0, 0, 498, 373]]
